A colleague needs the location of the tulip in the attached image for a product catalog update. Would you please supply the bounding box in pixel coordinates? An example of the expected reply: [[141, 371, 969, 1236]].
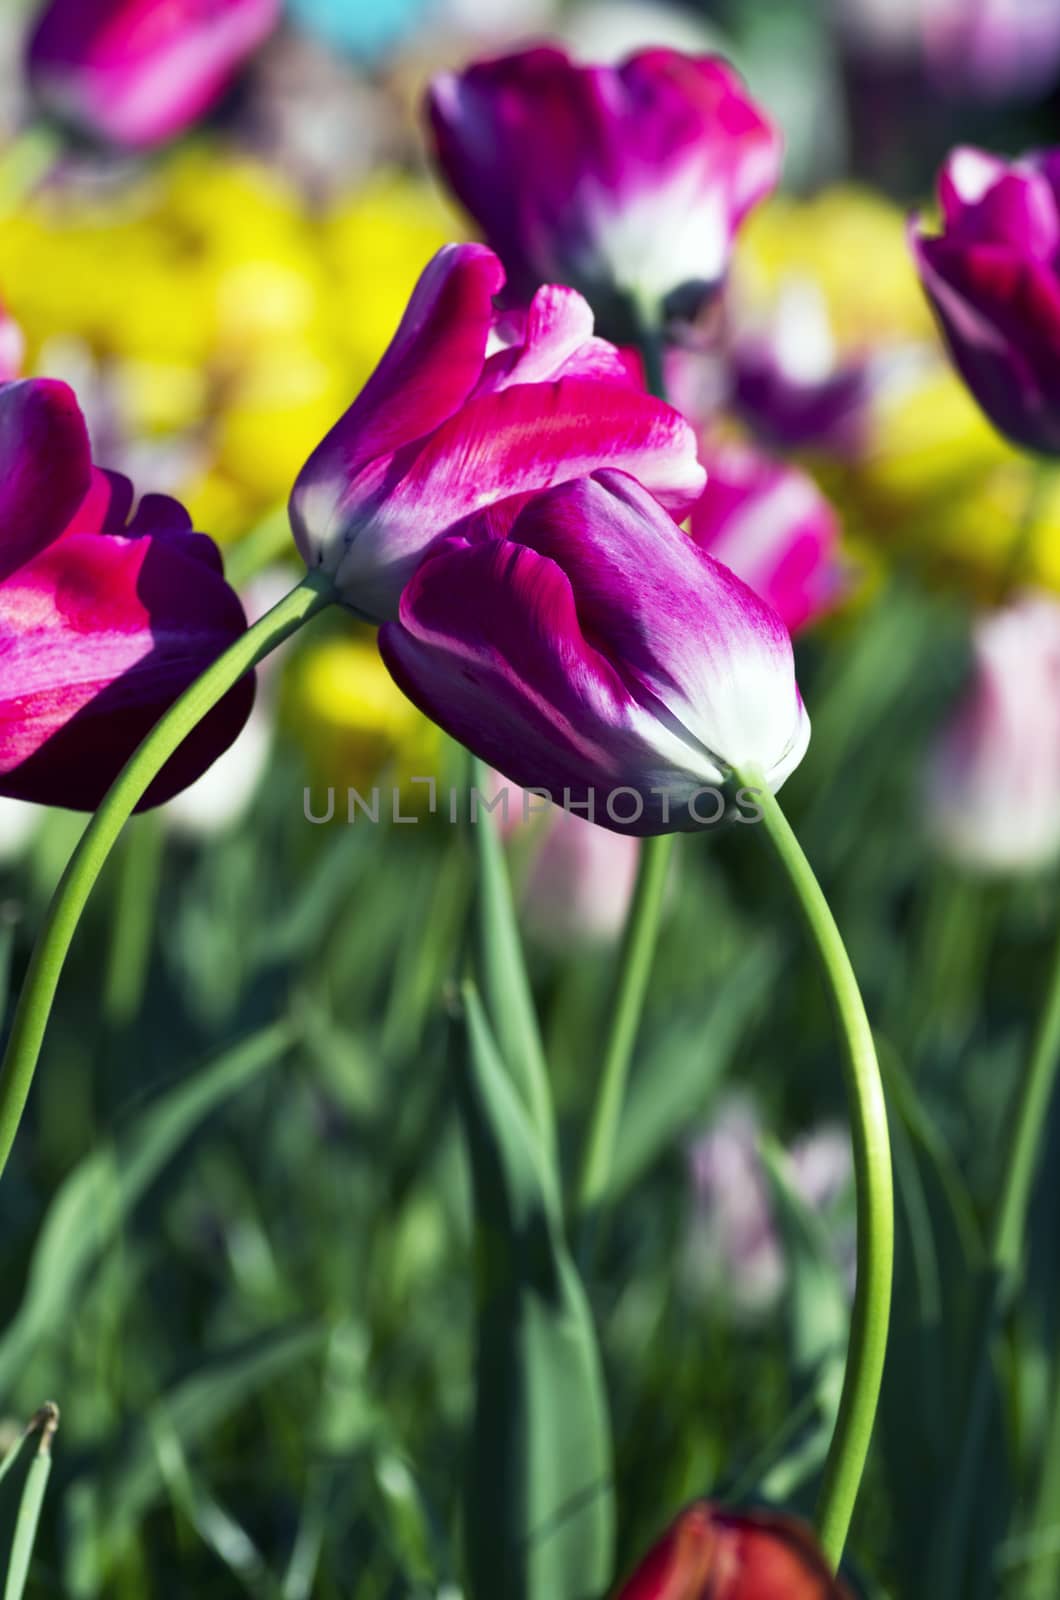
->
[[689, 441, 846, 634], [926, 593, 1060, 873], [289, 242, 705, 623], [911, 146, 1060, 457], [426, 47, 781, 335], [379, 470, 809, 836], [26, 0, 281, 151], [0, 378, 252, 811], [614, 1500, 851, 1597]]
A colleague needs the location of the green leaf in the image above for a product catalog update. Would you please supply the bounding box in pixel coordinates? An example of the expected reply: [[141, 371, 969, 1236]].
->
[[458, 982, 614, 1600], [0, 1021, 296, 1395], [608, 943, 778, 1199], [3, 1407, 56, 1600], [64, 1322, 325, 1598], [470, 758, 555, 1164]]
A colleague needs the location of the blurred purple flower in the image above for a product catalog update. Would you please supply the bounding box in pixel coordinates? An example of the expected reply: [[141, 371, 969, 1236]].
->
[[926, 593, 1060, 873], [26, 0, 282, 150], [684, 1098, 854, 1318], [912, 146, 1060, 457], [426, 46, 781, 335]]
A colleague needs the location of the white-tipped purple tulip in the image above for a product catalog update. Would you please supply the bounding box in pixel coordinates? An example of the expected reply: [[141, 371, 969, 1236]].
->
[[426, 46, 781, 335], [379, 470, 809, 836]]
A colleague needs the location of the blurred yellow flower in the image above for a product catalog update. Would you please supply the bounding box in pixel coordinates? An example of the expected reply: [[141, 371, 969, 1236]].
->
[[0, 145, 459, 550], [285, 632, 442, 802], [737, 185, 933, 349]]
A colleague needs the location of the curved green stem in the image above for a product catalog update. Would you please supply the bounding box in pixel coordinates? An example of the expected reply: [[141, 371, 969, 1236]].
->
[[576, 833, 673, 1218], [737, 770, 893, 1570], [0, 570, 333, 1184]]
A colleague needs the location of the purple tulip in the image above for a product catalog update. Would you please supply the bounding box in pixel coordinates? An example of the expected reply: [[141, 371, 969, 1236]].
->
[[923, 0, 1060, 103], [926, 593, 1060, 873], [26, 0, 281, 150], [0, 378, 252, 811], [379, 470, 809, 836], [426, 47, 781, 334], [911, 146, 1060, 457], [289, 242, 705, 623], [689, 441, 847, 635]]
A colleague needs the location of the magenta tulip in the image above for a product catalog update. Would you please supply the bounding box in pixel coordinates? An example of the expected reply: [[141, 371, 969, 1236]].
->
[[379, 470, 809, 836], [0, 378, 252, 810], [426, 47, 781, 334], [289, 242, 705, 623], [26, 0, 281, 150], [689, 442, 846, 634], [911, 146, 1060, 456]]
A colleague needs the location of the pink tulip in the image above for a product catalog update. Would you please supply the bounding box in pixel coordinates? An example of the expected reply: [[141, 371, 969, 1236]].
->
[[289, 242, 705, 623], [26, 0, 281, 150], [427, 47, 781, 335], [689, 442, 846, 634], [926, 593, 1060, 872], [0, 378, 252, 810]]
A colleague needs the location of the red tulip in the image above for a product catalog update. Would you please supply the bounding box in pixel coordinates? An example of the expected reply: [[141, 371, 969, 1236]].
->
[[615, 1503, 851, 1599]]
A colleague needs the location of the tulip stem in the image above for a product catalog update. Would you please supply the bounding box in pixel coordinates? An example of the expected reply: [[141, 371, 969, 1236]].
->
[[576, 833, 673, 1221], [0, 569, 334, 1186], [737, 769, 893, 1570]]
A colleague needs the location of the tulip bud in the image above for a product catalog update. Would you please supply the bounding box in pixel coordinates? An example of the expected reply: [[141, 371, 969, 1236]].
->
[[926, 593, 1060, 873], [26, 0, 281, 151], [379, 470, 809, 836], [911, 146, 1060, 457], [426, 47, 781, 337]]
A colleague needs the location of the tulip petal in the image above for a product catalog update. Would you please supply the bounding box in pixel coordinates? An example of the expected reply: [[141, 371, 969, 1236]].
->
[[289, 242, 505, 569], [0, 379, 93, 583], [689, 444, 845, 633], [512, 472, 809, 789], [913, 223, 1060, 452], [28, 0, 282, 150], [381, 472, 808, 832], [340, 379, 705, 620], [0, 527, 252, 810], [479, 284, 635, 391]]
